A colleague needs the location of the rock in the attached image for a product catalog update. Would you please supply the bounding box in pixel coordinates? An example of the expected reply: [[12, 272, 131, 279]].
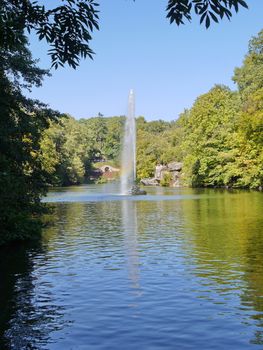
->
[[140, 178, 159, 186], [167, 162, 183, 172], [129, 185, 147, 195], [155, 164, 168, 179], [140, 161, 183, 188]]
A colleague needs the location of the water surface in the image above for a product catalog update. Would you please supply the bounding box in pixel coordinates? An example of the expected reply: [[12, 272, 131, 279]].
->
[[1, 185, 263, 349]]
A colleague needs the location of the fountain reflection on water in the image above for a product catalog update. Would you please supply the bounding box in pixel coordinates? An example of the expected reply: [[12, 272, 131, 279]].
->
[[121, 89, 146, 195], [122, 200, 141, 296]]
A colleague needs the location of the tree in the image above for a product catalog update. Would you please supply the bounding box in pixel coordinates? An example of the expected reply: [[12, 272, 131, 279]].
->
[[0, 0, 99, 244], [0, 23, 60, 244], [231, 29, 263, 188], [166, 0, 248, 28], [178, 85, 241, 187], [1, 0, 249, 70], [136, 118, 177, 179], [40, 115, 97, 185], [0, 0, 99, 69], [233, 29, 263, 100], [0, 43, 58, 244]]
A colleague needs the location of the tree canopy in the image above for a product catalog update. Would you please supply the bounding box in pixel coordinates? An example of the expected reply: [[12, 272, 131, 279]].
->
[[38, 29, 263, 190], [166, 0, 248, 28], [0, 0, 99, 68], [1, 0, 248, 69]]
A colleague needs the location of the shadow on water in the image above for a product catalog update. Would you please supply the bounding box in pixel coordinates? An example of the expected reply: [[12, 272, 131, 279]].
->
[[0, 241, 69, 350]]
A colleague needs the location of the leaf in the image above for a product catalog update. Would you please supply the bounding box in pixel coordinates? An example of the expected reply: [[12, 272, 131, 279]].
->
[[200, 12, 206, 24], [237, 0, 249, 9], [205, 15, 210, 28], [209, 11, 219, 23], [198, 3, 208, 15]]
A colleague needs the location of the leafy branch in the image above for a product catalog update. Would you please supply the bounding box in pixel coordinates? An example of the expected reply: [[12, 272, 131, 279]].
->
[[166, 0, 248, 28]]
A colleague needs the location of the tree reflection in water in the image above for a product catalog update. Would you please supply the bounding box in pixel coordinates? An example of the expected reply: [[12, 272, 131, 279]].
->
[[0, 242, 69, 350]]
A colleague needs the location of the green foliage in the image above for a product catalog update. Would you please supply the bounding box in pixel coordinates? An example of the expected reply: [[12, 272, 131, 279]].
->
[[233, 29, 263, 100], [1, 0, 99, 68], [95, 176, 108, 184], [1, 23, 261, 247], [40, 27, 263, 192], [79, 116, 125, 161], [0, 51, 58, 245], [136, 118, 179, 179], [171, 29, 263, 189], [166, 0, 248, 28], [0, 0, 249, 71], [41, 116, 92, 185], [40, 115, 124, 186], [0, 23, 60, 245], [178, 85, 241, 187], [160, 172, 173, 187]]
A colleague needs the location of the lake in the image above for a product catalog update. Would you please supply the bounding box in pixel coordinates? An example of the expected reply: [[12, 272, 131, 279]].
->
[[1, 184, 263, 349]]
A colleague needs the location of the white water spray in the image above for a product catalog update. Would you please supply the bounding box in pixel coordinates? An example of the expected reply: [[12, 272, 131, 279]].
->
[[121, 89, 136, 194]]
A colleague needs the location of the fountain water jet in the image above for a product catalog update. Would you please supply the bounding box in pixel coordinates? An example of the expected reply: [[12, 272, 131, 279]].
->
[[121, 90, 146, 195]]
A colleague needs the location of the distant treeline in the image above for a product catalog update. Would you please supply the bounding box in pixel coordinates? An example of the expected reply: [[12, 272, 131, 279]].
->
[[42, 29, 263, 189]]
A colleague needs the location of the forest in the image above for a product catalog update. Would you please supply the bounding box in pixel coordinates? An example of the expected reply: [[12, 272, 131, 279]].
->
[[0, 27, 262, 245], [41, 29, 263, 189]]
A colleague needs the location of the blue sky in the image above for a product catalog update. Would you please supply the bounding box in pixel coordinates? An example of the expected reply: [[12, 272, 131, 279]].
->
[[29, 0, 263, 121]]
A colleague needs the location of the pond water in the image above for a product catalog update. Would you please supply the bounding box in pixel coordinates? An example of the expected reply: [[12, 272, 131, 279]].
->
[[1, 184, 263, 349]]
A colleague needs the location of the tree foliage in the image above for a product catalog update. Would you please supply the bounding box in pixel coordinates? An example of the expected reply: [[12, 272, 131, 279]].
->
[[0, 0, 99, 68], [0, 40, 58, 244], [166, 0, 248, 28], [173, 30, 263, 188], [0, 0, 249, 70], [233, 29, 263, 100], [0, 22, 60, 244], [40, 116, 125, 186], [39, 27, 262, 191], [0, 1, 257, 246]]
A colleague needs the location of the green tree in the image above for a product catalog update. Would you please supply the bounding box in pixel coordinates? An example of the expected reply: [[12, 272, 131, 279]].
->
[[233, 30, 263, 100], [103, 116, 125, 161], [170, 29, 263, 190], [0, 0, 100, 244], [136, 118, 177, 179], [41, 116, 96, 185], [231, 30, 263, 188], [0, 33, 58, 245], [179, 85, 241, 187]]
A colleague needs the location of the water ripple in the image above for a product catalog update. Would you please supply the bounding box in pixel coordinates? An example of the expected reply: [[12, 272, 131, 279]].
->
[[1, 186, 263, 349]]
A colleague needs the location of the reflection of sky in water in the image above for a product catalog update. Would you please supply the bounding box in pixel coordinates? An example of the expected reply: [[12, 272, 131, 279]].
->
[[1, 186, 263, 349]]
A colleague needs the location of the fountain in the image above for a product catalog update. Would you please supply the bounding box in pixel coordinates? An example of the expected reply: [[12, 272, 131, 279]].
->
[[121, 90, 146, 195]]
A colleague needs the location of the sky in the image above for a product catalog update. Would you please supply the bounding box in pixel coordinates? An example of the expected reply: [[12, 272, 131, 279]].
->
[[29, 0, 263, 121]]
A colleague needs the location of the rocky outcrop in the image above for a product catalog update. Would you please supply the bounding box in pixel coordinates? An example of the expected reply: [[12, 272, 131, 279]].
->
[[140, 178, 159, 186], [141, 161, 183, 187], [167, 162, 183, 172], [154, 164, 167, 179], [129, 185, 147, 195]]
